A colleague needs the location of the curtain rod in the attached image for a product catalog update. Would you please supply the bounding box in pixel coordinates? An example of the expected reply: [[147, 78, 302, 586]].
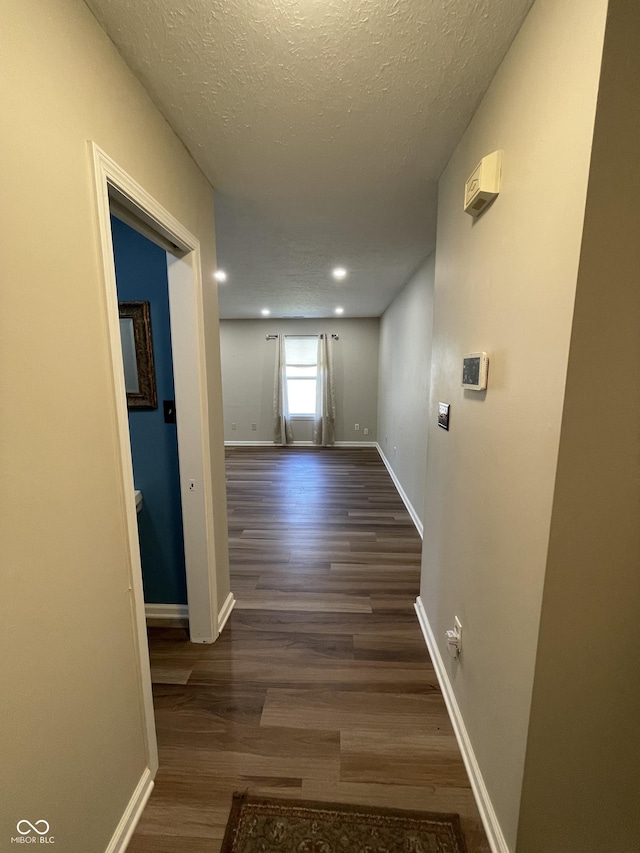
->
[[266, 334, 339, 340]]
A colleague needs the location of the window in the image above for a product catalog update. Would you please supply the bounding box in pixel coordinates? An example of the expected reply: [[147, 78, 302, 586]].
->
[[285, 336, 318, 416]]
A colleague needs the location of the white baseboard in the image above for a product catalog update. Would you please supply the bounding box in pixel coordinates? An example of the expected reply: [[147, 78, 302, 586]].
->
[[104, 766, 154, 853], [225, 440, 274, 446], [375, 444, 424, 538], [334, 441, 377, 447], [218, 591, 236, 633], [414, 597, 509, 853], [144, 603, 188, 623], [224, 440, 378, 448]]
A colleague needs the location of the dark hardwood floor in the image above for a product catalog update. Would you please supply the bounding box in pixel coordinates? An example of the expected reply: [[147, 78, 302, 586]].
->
[[127, 446, 489, 852]]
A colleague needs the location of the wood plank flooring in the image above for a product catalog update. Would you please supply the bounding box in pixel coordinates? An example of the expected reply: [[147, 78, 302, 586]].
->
[[127, 447, 489, 853]]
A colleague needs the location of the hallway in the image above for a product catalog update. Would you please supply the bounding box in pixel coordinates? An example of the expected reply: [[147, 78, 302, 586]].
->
[[128, 447, 489, 852]]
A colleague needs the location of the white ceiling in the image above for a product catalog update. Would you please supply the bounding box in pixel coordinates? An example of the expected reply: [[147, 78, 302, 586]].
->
[[85, 0, 534, 318]]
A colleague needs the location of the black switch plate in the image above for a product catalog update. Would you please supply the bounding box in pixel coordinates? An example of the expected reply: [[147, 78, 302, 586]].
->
[[163, 400, 176, 424], [438, 402, 450, 431]]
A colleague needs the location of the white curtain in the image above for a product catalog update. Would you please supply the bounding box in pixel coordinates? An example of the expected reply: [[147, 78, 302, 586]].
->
[[273, 335, 293, 444], [313, 333, 336, 446]]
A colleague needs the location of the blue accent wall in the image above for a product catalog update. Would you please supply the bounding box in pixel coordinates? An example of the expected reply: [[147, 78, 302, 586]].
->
[[111, 215, 187, 605]]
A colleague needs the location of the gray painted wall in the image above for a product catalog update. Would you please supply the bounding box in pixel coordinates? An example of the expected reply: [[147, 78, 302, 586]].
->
[[1, 0, 228, 847], [377, 255, 435, 530], [517, 0, 640, 847], [220, 318, 379, 443], [419, 0, 608, 847]]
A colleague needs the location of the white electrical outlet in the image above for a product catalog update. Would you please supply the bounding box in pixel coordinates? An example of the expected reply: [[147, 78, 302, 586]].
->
[[363, 427, 369, 435], [354, 424, 360, 431], [231, 422, 237, 430], [445, 618, 462, 658]]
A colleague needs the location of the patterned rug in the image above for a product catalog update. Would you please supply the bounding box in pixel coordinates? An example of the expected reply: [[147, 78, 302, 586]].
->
[[220, 793, 468, 853]]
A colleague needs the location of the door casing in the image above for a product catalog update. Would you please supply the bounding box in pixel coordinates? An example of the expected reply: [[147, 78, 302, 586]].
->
[[91, 142, 220, 774]]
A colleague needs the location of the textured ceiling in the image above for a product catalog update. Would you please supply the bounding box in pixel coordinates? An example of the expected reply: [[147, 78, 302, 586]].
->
[[85, 0, 534, 318]]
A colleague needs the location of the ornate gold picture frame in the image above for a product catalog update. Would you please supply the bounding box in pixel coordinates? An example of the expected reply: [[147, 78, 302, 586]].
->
[[118, 301, 158, 409]]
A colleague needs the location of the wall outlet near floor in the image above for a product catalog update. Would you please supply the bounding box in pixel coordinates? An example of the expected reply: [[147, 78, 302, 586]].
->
[[251, 423, 257, 431], [231, 422, 237, 430], [354, 423, 360, 431], [445, 617, 462, 658], [363, 427, 369, 435]]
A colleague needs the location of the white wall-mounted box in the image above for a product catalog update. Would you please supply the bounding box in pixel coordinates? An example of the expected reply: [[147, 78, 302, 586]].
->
[[462, 352, 489, 390], [464, 151, 503, 216]]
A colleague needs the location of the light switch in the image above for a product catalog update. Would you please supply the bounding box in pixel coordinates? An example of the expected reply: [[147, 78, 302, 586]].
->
[[438, 402, 450, 431]]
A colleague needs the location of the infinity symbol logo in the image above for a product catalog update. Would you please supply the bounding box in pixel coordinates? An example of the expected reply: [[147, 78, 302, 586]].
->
[[17, 820, 50, 836]]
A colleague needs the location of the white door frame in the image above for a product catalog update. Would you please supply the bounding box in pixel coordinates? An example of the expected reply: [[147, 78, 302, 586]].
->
[[90, 143, 220, 769]]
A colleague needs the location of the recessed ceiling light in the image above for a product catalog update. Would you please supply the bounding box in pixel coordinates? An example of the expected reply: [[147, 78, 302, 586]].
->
[[213, 270, 227, 282], [332, 267, 347, 281], [261, 308, 270, 316], [335, 307, 344, 315]]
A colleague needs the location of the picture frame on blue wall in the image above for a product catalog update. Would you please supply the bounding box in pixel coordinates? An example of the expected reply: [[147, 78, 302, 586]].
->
[[118, 300, 158, 409]]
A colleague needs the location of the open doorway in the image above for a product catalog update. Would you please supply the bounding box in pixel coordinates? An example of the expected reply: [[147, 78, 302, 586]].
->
[[91, 143, 229, 774], [111, 215, 188, 619]]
